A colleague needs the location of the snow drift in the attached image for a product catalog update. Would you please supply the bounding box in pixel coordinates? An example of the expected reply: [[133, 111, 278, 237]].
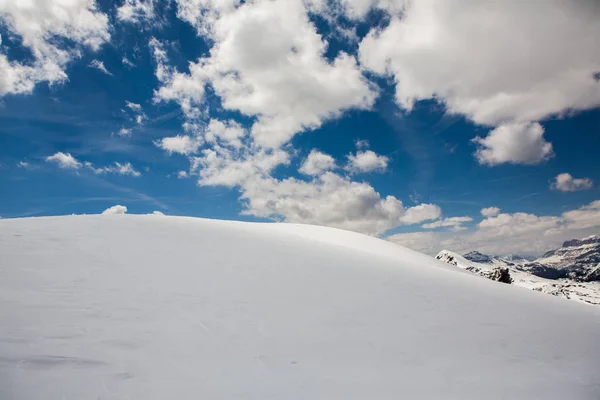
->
[[1, 215, 600, 399]]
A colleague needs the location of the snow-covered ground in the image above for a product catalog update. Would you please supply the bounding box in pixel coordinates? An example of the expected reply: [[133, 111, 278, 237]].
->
[[2, 215, 600, 399]]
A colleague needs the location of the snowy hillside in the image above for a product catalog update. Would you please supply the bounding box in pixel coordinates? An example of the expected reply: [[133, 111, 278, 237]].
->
[[436, 249, 600, 306], [2, 215, 600, 399]]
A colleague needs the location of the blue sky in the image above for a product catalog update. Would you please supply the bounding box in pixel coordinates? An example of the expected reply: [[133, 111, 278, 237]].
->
[[1, 0, 600, 256]]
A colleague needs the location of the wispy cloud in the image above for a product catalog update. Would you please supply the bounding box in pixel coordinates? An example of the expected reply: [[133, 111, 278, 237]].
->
[[88, 59, 113, 76]]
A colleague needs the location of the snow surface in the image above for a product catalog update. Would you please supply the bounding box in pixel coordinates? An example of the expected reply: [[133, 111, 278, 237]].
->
[[1, 215, 600, 399]]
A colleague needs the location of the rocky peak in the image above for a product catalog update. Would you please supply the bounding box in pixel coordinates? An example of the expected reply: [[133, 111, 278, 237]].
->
[[463, 251, 493, 264]]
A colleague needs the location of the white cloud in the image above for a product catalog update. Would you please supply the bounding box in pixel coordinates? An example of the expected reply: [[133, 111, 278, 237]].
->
[[118, 127, 132, 137], [240, 172, 406, 236], [299, 150, 336, 176], [85, 161, 141, 176], [117, 0, 155, 24], [46, 152, 81, 169], [354, 139, 370, 149], [165, 0, 377, 148], [422, 216, 473, 231], [177, 170, 189, 179], [88, 59, 113, 76], [481, 207, 500, 218], [359, 1, 600, 126], [358, 1, 600, 164], [307, 0, 408, 20], [124, 101, 146, 125], [125, 101, 142, 112], [562, 200, 600, 230], [46, 153, 141, 176], [155, 135, 202, 155], [102, 205, 127, 215], [122, 56, 136, 69], [346, 150, 389, 173], [175, 0, 240, 37], [551, 173, 593, 192], [193, 146, 290, 188], [105, 162, 142, 177], [150, 210, 165, 215], [0, 55, 39, 96], [149, 37, 207, 119], [204, 119, 246, 148], [190, 141, 440, 236], [17, 161, 35, 170], [473, 122, 554, 166], [0, 0, 110, 96], [399, 203, 441, 225]]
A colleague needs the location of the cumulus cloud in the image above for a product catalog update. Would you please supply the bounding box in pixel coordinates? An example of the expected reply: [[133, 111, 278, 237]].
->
[[240, 172, 406, 236], [359, 1, 600, 163], [481, 207, 501, 218], [307, 0, 408, 21], [104, 162, 142, 177], [422, 216, 473, 232], [155, 135, 202, 155], [102, 205, 127, 215], [562, 200, 600, 230], [192, 146, 290, 188], [389, 199, 600, 256], [359, 1, 600, 125], [46, 153, 141, 176], [161, 0, 377, 148], [550, 173, 593, 192], [174, 0, 240, 37], [46, 152, 81, 169], [346, 150, 389, 173], [399, 203, 441, 225], [186, 136, 444, 236], [473, 122, 554, 166], [149, 37, 207, 119], [0, 0, 110, 96], [299, 150, 337, 176], [88, 60, 113, 76], [204, 119, 246, 148], [150, 210, 165, 215], [117, 0, 155, 24]]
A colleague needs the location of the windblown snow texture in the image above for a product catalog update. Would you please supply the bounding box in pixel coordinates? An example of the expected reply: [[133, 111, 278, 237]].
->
[[1, 215, 600, 399]]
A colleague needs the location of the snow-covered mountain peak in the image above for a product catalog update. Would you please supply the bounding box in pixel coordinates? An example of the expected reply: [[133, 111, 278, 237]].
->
[[522, 233, 600, 281], [463, 251, 494, 264]]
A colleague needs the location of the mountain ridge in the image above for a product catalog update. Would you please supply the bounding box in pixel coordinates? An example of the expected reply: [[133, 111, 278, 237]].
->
[[435, 233, 600, 306]]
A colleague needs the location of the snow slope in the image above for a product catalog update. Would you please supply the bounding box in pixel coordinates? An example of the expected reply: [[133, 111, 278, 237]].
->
[[2, 215, 600, 399], [436, 249, 600, 306]]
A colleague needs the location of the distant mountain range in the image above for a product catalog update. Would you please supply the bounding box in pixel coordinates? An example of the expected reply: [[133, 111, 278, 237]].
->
[[435, 234, 600, 306], [519, 235, 600, 281]]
